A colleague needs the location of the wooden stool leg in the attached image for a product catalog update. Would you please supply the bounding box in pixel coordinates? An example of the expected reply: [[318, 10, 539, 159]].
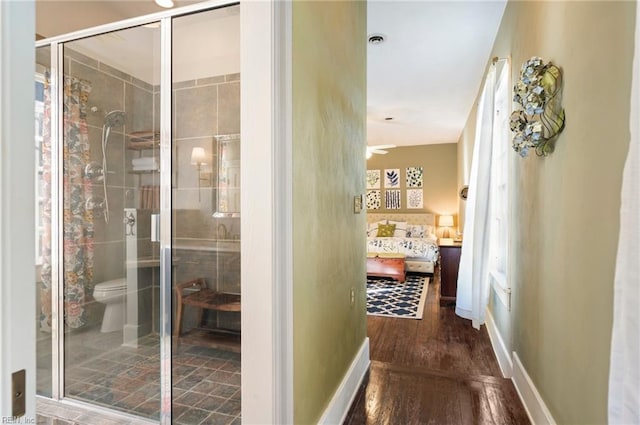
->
[[197, 307, 205, 329], [175, 297, 184, 337]]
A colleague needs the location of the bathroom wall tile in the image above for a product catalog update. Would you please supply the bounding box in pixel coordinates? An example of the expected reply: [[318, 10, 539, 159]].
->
[[131, 77, 153, 93], [135, 286, 154, 332], [124, 188, 137, 209], [216, 309, 240, 332], [92, 187, 125, 243], [87, 125, 105, 164], [173, 208, 216, 240], [217, 81, 240, 135], [175, 85, 217, 139], [173, 187, 212, 213], [135, 209, 152, 241], [36, 47, 51, 68], [197, 76, 225, 86], [98, 61, 132, 83], [153, 92, 160, 133], [93, 241, 125, 283], [151, 284, 160, 334], [125, 83, 154, 134], [134, 237, 153, 262], [69, 61, 125, 130], [173, 80, 196, 90], [124, 151, 137, 191], [65, 48, 99, 69], [105, 131, 126, 188], [225, 73, 240, 82]]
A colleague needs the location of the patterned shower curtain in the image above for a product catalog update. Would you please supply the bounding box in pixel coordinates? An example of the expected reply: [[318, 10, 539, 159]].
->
[[40, 75, 95, 331]]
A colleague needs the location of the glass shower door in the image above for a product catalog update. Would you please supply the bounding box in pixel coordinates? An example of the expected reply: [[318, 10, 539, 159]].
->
[[35, 44, 52, 398], [170, 7, 242, 424], [36, 3, 242, 423], [60, 23, 162, 420]]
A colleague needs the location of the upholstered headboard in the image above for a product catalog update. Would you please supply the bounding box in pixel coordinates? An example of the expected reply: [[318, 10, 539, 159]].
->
[[366, 213, 435, 226]]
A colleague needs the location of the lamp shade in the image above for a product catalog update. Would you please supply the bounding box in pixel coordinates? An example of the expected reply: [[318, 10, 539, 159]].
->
[[191, 147, 207, 165], [439, 215, 454, 227]]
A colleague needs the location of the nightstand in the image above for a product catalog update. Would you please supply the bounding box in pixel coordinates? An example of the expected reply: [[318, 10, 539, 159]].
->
[[439, 241, 461, 306]]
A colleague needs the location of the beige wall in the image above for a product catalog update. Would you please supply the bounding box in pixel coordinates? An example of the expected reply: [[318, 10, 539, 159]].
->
[[292, 1, 367, 424], [367, 144, 459, 232], [457, 2, 635, 423]]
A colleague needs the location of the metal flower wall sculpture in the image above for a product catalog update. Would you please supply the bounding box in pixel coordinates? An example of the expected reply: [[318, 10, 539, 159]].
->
[[510, 57, 566, 157]]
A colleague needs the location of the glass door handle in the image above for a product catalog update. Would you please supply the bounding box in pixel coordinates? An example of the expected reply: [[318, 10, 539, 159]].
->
[[151, 213, 160, 242]]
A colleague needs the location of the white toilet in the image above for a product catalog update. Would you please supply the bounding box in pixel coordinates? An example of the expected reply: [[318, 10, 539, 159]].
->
[[93, 278, 126, 333]]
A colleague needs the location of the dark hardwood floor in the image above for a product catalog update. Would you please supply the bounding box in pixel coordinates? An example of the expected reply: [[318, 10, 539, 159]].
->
[[344, 270, 531, 425]]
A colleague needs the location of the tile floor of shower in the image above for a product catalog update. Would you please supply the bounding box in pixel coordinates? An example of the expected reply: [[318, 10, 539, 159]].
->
[[37, 326, 241, 425]]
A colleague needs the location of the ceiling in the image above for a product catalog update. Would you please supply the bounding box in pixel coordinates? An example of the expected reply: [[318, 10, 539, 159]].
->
[[35, 0, 506, 148]]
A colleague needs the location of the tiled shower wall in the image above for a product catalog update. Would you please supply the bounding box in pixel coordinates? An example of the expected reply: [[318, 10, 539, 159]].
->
[[63, 47, 156, 327], [153, 74, 241, 333], [37, 46, 241, 334]]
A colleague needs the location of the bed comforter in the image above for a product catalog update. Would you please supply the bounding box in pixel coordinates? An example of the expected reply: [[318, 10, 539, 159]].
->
[[366, 237, 439, 262]]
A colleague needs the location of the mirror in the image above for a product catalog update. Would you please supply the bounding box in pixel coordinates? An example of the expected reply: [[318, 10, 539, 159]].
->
[[214, 134, 240, 217]]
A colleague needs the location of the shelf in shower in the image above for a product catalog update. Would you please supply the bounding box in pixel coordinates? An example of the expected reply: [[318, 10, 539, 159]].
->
[[127, 140, 159, 150], [128, 169, 158, 174]]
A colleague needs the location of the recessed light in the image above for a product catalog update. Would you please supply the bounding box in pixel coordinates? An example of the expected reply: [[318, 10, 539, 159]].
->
[[154, 0, 174, 8], [368, 34, 386, 45]]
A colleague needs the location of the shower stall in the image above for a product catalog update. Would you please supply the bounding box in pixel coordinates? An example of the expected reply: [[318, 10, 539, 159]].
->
[[35, 2, 241, 423]]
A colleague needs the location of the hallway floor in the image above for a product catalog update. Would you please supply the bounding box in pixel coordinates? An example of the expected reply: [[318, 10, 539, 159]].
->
[[344, 271, 531, 424]]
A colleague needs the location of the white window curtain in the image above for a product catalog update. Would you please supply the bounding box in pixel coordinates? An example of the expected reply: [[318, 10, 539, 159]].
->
[[608, 3, 640, 422], [456, 66, 496, 329]]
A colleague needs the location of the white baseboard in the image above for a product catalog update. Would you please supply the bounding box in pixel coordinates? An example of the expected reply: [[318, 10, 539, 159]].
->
[[317, 337, 370, 425], [512, 352, 556, 425], [485, 310, 513, 378]]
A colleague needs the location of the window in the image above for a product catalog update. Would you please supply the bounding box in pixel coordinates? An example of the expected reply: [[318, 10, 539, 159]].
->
[[488, 63, 511, 308]]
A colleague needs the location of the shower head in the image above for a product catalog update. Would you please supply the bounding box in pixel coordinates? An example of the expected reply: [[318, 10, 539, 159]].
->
[[104, 110, 125, 127]]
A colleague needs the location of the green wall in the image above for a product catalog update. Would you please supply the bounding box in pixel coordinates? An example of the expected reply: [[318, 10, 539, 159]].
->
[[458, 1, 635, 423], [292, 1, 367, 423], [367, 144, 458, 231]]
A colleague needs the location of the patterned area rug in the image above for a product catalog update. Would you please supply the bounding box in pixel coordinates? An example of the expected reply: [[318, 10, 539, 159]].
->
[[366, 274, 430, 319]]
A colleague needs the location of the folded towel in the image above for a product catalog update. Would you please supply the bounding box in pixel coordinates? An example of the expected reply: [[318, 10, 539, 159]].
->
[[132, 164, 159, 171], [132, 157, 158, 166]]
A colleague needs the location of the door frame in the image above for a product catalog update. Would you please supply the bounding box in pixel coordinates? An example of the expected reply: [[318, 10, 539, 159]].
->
[[30, 1, 293, 423], [0, 0, 37, 421], [241, 1, 293, 423]]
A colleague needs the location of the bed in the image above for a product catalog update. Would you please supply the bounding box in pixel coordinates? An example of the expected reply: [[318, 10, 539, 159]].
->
[[366, 213, 439, 274]]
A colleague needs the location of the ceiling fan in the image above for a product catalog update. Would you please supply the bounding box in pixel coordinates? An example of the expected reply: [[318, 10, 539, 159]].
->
[[366, 144, 396, 159]]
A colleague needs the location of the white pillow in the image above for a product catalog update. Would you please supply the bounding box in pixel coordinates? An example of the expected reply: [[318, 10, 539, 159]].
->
[[425, 224, 436, 238], [406, 224, 426, 238], [387, 220, 408, 237]]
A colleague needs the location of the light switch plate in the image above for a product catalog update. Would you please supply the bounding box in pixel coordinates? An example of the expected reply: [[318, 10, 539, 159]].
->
[[354, 194, 363, 213]]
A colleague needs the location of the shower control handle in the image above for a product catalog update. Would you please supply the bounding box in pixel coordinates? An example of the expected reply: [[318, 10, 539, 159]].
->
[[123, 212, 136, 225], [123, 212, 136, 236]]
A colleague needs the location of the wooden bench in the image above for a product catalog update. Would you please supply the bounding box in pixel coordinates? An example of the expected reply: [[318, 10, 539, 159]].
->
[[366, 253, 406, 282], [174, 278, 241, 337]]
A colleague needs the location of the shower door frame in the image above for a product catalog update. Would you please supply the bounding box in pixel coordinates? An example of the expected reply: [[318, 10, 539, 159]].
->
[[35, 2, 260, 423]]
